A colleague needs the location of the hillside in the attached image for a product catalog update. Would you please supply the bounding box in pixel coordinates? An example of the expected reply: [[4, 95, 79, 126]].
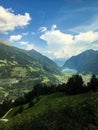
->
[[28, 50, 60, 74], [0, 41, 60, 74], [63, 49, 98, 74], [0, 40, 61, 100], [1, 92, 98, 130]]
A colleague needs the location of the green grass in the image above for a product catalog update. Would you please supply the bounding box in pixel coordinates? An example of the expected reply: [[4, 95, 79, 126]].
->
[[7, 92, 98, 119], [2, 92, 98, 130], [0, 86, 4, 90]]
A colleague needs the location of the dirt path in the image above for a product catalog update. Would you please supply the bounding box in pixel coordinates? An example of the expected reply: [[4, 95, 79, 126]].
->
[[0, 108, 13, 122], [0, 118, 8, 122]]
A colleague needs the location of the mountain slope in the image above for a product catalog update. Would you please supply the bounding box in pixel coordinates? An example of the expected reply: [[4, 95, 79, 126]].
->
[[2, 92, 98, 130], [0, 40, 60, 76], [28, 50, 60, 74], [63, 49, 98, 74], [0, 40, 61, 99]]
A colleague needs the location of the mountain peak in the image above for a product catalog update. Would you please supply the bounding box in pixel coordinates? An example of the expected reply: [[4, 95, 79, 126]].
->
[[84, 49, 95, 53]]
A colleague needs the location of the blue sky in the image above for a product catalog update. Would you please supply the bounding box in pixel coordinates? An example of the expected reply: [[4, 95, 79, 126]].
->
[[0, 0, 98, 59]]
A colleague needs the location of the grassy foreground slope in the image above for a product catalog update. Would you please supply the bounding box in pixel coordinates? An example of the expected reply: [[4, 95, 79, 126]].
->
[[1, 92, 98, 130]]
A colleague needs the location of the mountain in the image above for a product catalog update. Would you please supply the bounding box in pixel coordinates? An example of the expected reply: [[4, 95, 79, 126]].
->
[[63, 49, 98, 74], [28, 50, 60, 74], [0, 40, 60, 77], [0, 40, 61, 99]]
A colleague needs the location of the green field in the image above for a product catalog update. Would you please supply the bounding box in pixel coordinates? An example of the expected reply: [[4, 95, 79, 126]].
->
[[1, 92, 98, 130]]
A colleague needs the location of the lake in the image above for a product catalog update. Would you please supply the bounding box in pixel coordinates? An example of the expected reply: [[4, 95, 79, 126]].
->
[[62, 68, 77, 73]]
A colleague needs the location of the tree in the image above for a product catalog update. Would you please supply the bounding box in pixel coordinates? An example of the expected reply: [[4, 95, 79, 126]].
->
[[17, 106, 24, 113], [65, 74, 84, 94], [89, 74, 98, 92], [28, 100, 34, 108]]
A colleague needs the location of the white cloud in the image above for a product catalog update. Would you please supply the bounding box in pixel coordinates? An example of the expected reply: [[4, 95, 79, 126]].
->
[[92, 44, 98, 50], [75, 31, 98, 43], [51, 24, 57, 30], [39, 26, 47, 32], [0, 6, 31, 34], [40, 25, 98, 58], [9, 35, 22, 41], [40, 30, 73, 46], [19, 40, 35, 50], [26, 44, 34, 50], [19, 41, 28, 45]]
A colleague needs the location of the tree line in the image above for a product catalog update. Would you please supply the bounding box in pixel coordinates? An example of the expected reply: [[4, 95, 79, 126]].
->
[[13, 74, 98, 106]]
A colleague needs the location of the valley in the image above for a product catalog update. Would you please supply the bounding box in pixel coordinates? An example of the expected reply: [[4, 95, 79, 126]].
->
[[0, 1, 98, 129], [0, 40, 97, 101], [0, 40, 98, 130]]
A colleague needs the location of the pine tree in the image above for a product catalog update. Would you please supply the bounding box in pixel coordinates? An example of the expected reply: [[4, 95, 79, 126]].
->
[[89, 74, 98, 92], [65, 74, 84, 94]]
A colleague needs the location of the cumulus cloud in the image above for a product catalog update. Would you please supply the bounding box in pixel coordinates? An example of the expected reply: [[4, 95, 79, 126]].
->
[[40, 30, 73, 46], [9, 35, 22, 41], [40, 25, 98, 58], [75, 31, 98, 43], [0, 6, 31, 34]]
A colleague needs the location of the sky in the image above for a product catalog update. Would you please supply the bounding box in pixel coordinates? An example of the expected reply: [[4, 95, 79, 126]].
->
[[0, 0, 98, 59]]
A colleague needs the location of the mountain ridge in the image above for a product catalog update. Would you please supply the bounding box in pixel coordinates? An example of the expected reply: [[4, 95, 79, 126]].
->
[[0, 39, 60, 74], [63, 49, 98, 74]]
